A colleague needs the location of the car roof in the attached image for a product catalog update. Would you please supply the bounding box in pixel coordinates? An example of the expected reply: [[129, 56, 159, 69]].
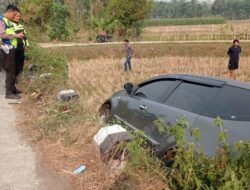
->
[[141, 74, 250, 90]]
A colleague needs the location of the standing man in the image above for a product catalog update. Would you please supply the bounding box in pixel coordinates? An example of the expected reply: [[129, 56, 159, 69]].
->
[[227, 39, 241, 79], [13, 9, 29, 82], [124, 39, 134, 72], [0, 39, 3, 72], [0, 5, 24, 99]]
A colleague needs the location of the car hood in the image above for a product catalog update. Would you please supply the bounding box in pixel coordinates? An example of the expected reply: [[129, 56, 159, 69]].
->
[[111, 90, 127, 98]]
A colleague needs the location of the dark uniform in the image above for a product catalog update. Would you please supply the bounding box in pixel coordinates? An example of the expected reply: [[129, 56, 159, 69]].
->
[[0, 15, 18, 97], [13, 22, 29, 78], [228, 45, 241, 70]]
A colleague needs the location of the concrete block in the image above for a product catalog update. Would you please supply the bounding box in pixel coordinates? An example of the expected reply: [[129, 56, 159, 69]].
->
[[93, 125, 131, 155], [57, 90, 79, 101]]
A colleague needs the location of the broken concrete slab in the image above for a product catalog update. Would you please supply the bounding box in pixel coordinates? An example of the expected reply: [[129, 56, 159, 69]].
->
[[93, 125, 131, 156], [57, 90, 79, 101]]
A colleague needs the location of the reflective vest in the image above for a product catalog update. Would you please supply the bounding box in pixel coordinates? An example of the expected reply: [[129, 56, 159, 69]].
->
[[0, 16, 17, 46], [13, 22, 29, 47]]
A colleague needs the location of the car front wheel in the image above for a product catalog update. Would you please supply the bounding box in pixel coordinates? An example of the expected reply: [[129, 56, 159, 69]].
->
[[99, 103, 112, 123]]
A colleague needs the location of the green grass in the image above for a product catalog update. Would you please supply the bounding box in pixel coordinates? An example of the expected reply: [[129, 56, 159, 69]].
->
[[22, 45, 89, 144], [145, 17, 226, 26]]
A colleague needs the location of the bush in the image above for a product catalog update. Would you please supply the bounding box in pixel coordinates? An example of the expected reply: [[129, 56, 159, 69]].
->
[[145, 17, 226, 26], [126, 116, 250, 190], [23, 45, 86, 144], [26, 44, 68, 88]]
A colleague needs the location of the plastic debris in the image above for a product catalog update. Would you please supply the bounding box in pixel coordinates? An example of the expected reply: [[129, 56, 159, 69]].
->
[[73, 165, 86, 174], [40, 73, 52, 79]]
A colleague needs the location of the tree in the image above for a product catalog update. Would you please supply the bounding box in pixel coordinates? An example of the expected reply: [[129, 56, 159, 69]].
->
[[243, 0, 250, 19], [107, 0, 153, 36], [48, 2, 70, 41], [20, 0, 53, 30]]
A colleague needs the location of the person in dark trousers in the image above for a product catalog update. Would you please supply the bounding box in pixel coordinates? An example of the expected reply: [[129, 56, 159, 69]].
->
[[13, 10, 29, 82], [227, 39, 241, 79], [0, 40, 3, 72], [124, 39, 134, 72], [0, 5, 24, 99]]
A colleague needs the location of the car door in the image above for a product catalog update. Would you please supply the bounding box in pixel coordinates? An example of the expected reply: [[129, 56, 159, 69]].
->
[[137, 82, 220, 153], [192, 85, 250, 156], [113, 79, 180, 145]]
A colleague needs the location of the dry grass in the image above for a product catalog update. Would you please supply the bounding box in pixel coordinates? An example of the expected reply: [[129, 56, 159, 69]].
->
[[51, 42, 250, 62], [67, 55, 250, 189], [19, 54, 250, 190], [18, 95, 135, 190], [70, 56, 250, 111], [142, 20, 250, 41]]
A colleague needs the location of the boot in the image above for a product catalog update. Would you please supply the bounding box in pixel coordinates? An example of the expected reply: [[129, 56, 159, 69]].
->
[[6, 93, 21, 99]]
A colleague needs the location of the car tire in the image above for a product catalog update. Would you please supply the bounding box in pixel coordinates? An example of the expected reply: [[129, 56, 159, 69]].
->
[[100, 103, 112, 123], [163, 148, 177, 167]]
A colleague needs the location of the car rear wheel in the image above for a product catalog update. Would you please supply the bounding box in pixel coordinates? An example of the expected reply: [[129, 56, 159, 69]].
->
[[163, 148, 177, 167]]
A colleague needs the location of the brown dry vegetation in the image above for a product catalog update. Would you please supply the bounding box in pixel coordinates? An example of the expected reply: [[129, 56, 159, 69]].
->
[[142, 20, 250, 41], [51, 42, 250, 61], [19, 43, 250, 190], [66, 55, 250, 189], [70, 56, 250, 111]]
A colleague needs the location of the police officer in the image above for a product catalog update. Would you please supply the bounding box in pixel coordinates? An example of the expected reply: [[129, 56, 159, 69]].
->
[[0, 5, 24, 99], [0, 39, 3, 72], [12, 9, 29, 81]]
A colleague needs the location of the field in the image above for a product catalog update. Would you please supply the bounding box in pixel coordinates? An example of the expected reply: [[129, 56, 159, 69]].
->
[[70, 56, 250, 112], [51, 42, 250, 60], [67, 49, 250, 189], [145, 17, 225, 26], [142, 20, 250, 41], [20, 42, 250, 189]]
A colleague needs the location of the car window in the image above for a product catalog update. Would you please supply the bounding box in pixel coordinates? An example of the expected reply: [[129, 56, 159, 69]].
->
[[165, 82, 219, 114], [203, 86, 250, 121], [134, 80, 178, 102]]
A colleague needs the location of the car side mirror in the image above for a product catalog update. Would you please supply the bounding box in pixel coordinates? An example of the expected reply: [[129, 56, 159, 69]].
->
[[124, 82, 134, 95]]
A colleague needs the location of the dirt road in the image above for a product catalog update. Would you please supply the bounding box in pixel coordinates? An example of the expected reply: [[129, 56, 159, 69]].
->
[[0, 71, 70, 190]]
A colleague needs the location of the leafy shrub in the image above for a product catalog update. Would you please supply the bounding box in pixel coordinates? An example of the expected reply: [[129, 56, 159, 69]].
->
[[126, 117, 250, 190]]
